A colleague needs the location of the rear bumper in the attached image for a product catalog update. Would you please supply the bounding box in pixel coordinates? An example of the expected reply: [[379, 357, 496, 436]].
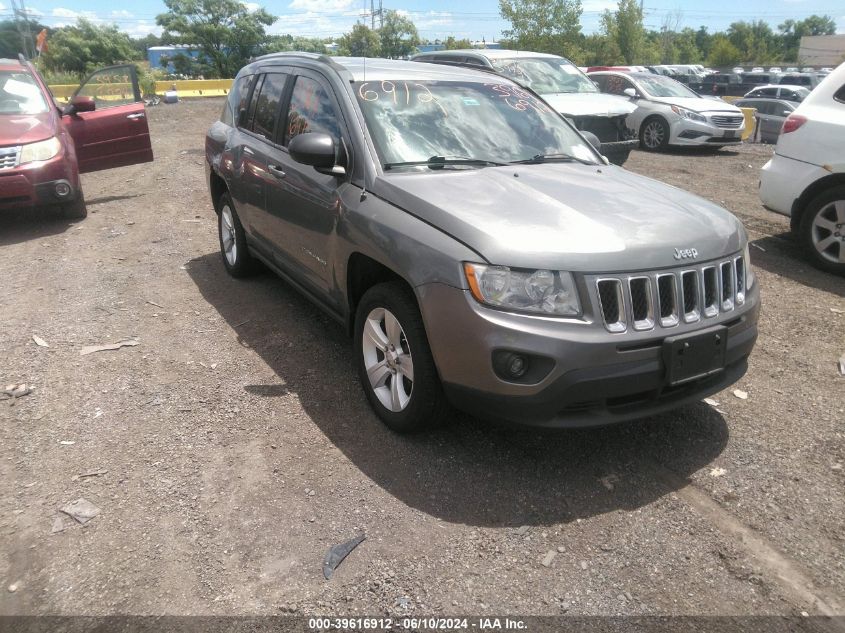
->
[[0, 152, 78, 209], [759, 154, 826, 218]]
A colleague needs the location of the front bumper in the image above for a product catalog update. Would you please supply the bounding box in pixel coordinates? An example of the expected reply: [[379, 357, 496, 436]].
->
[[418, 277, 760, 428], [669, 117, 745, 146], [0, 151, 78, 210]]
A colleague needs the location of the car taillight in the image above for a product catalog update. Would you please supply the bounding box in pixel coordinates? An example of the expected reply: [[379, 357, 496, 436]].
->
[[782, 114, 807, 134]]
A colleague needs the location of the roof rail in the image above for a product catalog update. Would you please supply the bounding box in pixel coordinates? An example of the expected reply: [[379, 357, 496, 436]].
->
[[249, 50, 346, 72]]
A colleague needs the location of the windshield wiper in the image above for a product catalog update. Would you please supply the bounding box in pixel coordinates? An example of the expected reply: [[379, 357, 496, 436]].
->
[[384, 155, 508, 171], [511, 153, 597, 166]]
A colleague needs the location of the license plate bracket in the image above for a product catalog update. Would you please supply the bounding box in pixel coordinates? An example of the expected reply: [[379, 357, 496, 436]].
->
[[663, 326, 728, 386], [724, 129, 737, 139]]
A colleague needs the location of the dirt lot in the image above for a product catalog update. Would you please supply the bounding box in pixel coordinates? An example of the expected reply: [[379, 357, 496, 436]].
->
[[1, 98, 844, 621]]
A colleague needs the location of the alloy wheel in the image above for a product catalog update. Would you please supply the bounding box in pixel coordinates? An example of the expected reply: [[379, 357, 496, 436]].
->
[[361, 307, 414, 412], [810, 200, 845, 264], [644, 121, 665, 149], [220, 204, 237, 266]]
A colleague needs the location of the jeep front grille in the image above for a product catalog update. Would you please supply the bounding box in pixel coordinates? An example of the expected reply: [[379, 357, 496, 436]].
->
[[593, 254, 748, 333], [0, 146, 20, 170]]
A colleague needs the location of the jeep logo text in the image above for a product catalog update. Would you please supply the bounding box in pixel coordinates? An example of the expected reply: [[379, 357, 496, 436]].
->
[[673, 247, 699, 260]]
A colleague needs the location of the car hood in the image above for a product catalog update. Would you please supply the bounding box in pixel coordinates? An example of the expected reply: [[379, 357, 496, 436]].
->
[[373, 164, 743, 272], [0, 111, 57, 146], [648, 96, 741, 113], [540, 92, 637, 117]]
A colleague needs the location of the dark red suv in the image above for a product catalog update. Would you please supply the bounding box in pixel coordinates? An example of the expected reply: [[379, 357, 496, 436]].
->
[[0, 57, 153, 218]]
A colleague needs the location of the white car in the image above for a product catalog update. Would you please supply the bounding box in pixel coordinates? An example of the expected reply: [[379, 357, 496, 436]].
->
[[589, 71, 745, 150], [759, 62, 845, 274]]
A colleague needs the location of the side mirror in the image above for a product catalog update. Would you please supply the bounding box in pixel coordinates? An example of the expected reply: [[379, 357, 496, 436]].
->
[[288, 132, 346, 176], [623, 88, 638, 99], [65, 95, 95, 115]]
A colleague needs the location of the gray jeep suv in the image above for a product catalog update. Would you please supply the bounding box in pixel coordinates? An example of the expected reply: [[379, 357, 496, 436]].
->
[[205, 53, 760, 433]]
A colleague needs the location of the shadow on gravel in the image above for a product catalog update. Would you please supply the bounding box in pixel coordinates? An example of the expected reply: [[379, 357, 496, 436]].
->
[[86, 194, 141, 206], [641, 146, 741, 157], [188, 252, 729, 527], [749, 234, 845, 298], [0, 205, 75, 247]]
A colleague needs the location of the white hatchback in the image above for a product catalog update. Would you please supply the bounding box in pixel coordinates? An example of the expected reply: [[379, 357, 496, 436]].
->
[[759, 62, 845, 274]]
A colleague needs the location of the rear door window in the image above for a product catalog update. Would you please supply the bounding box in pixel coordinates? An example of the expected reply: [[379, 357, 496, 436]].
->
[[251, 73, 288, 142], [760, 87, 778, 97], [223, 73, 254, 126], [244, 74, 264, 130]]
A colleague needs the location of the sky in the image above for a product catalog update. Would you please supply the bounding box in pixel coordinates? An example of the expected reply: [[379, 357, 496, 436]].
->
[[1, 0, 843, 43]]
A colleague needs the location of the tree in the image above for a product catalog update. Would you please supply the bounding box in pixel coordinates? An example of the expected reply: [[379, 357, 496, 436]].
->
[[708, 35, 741, 66], [499, 0, 582, 56], [695, 26, 713, 60], [443, 36, 472, 50], [265, 34, 327, 54], [379, 10, 419, 59], [42, 19, 136, 77], [605, 0, 646, 65], [156, 0, 276, 78], [727, 20, 775, 63], [337, 23, 380, 57], [0, 19, 49, 58]]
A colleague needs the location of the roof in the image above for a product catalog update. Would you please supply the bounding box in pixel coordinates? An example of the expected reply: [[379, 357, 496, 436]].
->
[[0, 58, 26, 70], [416, 49, 563, 60]]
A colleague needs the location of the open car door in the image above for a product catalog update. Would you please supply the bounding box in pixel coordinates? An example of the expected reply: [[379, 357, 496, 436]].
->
[[62, 65, 154, 174]]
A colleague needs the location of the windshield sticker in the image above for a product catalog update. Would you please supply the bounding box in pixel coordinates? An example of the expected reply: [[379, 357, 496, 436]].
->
[[358, 81, 448, 116], [462, 97, 480, 106], [484, 83, 554, 114], [3, 78, 41, 99]]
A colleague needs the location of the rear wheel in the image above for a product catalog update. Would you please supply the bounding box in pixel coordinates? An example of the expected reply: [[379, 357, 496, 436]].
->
[[217, 193, 257, 277], [640, 117, 669, 151], [354, 282, 450, 433], [799, 186, 845, 275], [61, 192, 87, 220]]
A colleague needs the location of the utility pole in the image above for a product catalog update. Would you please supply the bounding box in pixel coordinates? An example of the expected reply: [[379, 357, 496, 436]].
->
[[370, 0, 375, 30], [10, 0, 34, 59], [378, 0, 383, 30]]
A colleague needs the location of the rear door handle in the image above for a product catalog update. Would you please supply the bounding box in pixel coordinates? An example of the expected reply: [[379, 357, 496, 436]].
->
[[269, 164, 286, 179], [126, 113, 145, 120]]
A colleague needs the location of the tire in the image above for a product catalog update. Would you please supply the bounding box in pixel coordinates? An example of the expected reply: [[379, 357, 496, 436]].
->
[[61, 192, 87, 220], [799, 186, 845, 275], [354, 282, 450, 433], [217, 192, 257, 277], [639, 117, 670, 151]]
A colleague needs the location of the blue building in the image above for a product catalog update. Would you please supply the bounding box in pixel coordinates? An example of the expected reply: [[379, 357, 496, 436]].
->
[[147, 45, 204, 71]]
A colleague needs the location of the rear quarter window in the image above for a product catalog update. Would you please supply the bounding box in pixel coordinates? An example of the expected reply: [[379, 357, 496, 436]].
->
[[834, 83, 845, 104], [222, 73, 254, 126]]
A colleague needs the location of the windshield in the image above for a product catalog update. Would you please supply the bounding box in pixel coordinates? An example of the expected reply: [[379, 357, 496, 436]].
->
[[354, 80, 598, 168], [488, 57, 598, 95], [635, 75, 700, 99], [0, 71, 49, 115]]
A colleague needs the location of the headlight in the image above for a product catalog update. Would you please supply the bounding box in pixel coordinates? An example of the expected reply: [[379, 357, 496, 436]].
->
[[19, 136, 62, 164], [670, 105, 706, 123], [743, 243, 755, 291], [463, 263, 581, 316]]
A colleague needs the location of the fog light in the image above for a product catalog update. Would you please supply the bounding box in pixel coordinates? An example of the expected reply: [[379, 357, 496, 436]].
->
[[506, 353, 527, 378], [54, 182, 71, 197]]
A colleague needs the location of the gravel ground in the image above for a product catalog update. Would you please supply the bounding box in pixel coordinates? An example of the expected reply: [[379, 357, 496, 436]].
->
[[1, 98, 843, 620]]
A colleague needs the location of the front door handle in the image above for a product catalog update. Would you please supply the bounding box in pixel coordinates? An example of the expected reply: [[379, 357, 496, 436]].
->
[[126, 113, 146, 120], [268, 164, 286, 179]]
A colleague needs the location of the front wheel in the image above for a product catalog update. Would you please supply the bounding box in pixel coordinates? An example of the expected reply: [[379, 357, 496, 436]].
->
[[640, 117, 669, 151], [61, 192, 87, 220], [354, 282, 450, 433], [799, 186, 845, 275]]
